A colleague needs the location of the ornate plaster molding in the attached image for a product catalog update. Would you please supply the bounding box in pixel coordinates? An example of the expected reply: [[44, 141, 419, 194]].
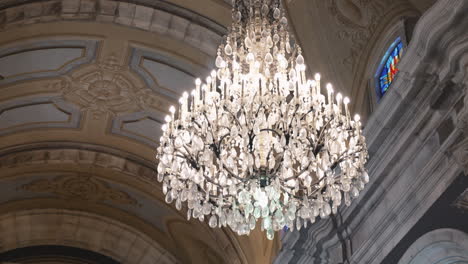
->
[[20, 173, 140, 206], [59, 54, 173, 120], [0, 0, 223, 55], [328, 0, 415, 68], [0, 142, 158, 183]]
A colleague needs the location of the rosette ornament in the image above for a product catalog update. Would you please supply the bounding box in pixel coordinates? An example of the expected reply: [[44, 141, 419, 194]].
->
[[156, 0, 369, 240]]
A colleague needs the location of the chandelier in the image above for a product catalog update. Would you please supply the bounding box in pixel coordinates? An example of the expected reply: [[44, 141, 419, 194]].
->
[[156, 0, 369, 240]]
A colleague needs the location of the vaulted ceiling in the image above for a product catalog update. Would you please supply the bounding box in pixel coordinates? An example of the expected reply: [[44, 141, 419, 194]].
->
[[0, 0, 437, 263]]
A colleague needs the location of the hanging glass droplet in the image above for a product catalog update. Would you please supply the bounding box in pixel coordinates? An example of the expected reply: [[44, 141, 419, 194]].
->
[[216, 55, 224, 68], [209, 215, 218, 228], [224, 44, 233, 55], [245, 37, 252, 48], [265, 53, 273, 64], [273, 8, 281, 19], [266, 229, 274, 240], [261, 4, 269, 16], [234, 11, 242, 22], [266, 36, 274, 48], [280, 17, 288, 26], [296, 54, 305, 65]]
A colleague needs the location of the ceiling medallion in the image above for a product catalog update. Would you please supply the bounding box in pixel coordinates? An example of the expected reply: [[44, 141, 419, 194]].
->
[[156, 0, 369, 240]]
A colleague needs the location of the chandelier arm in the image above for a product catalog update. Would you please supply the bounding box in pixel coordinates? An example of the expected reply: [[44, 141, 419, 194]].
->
[[202, 112, 220, 149], [287, 103, 300, 128], [221, 163, 247, 182], [314, 118, 334, 154], [259, 128, 282, 138], [225, 107, 242, 127], [269, 150, 286, 179], [300, 107, 315, 121]]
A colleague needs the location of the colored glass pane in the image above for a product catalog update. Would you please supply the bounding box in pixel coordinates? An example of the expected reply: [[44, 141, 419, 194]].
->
[[379, 41, 403, 96]]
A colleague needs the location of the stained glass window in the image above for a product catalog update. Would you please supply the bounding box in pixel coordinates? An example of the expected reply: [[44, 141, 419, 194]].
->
[[378, 38, 403, 97]]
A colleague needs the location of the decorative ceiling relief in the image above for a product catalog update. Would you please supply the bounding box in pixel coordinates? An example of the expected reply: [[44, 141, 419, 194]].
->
[[0, 147, 157, 182], [61, 54, 173, 120], [328, 0, 408, 68], [61, 54, 140, 119], [20, 174, 140, 206]]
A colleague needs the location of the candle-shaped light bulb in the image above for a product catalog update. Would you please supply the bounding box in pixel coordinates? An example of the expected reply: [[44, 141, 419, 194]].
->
[[336, 93, 343, 115], [314, 73, 321, 81], [309, 79, 317, 97], [169, 105, 175, 114], [161, 124, 167, 132], [211, 70, 217, 78], [315, 73, 321, 96], [195, 78, 201, 86], [191, 89, 196, 111], [202, 84, 208, 104], [206, 76, 212, 85], [354, 114, 360, 122], [178, 97, 184, 119], [343, 97, 350, 105], [336, 93, 342, 102], [343, 96, 350, 125], [354, 114, 361, 135], [254, 60, 261, 69], [165, 115, 172, 123]]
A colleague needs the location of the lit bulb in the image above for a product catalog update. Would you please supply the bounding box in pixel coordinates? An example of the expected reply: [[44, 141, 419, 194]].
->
[[326, 83, 333, 93], [183, 91, 189, 98], [195, 78, 201, 86], [343, 97, 350, 105], [233, 61, 240, 70], [314, 73, 321, 80], [165, 115, 172, 123], [169, 105, 176, 113], [211, 70, 217, 77], [206, 76, 212, 84], [202, 84, 208, 91], [246, 53, 255, 64], [336, 93, 342, 102], [179, 97, 184, 104], [161, 124, 167, 131], [254, 61, 261, 68], [354, 114, 360, 122]]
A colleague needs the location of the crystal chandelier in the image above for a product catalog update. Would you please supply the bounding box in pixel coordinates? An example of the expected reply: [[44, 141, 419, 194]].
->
[[156, 0, 369, 240]]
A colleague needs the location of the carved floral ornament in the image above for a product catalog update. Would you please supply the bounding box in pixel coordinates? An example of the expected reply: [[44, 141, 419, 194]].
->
[[328, 0, 409, 67], [55, 54, 173, 119], [20, 174, 140, 206]]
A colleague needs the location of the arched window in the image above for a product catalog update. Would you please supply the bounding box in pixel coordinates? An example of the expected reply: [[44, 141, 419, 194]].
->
[[376, 37, 404, 98]]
